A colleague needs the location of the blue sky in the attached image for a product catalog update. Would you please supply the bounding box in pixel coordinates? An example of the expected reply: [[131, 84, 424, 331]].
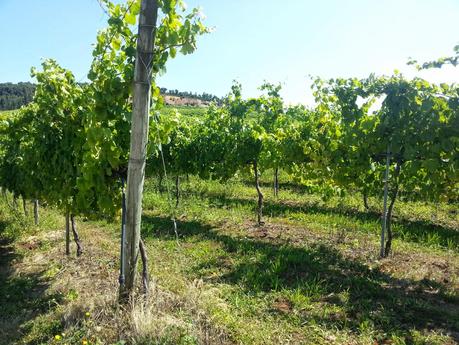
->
[[1, 0, 458, 104]]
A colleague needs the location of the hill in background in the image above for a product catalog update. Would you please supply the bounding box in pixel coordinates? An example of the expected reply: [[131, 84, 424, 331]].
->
[[0, 83, 220, 111], [0, 82, 35, 110]]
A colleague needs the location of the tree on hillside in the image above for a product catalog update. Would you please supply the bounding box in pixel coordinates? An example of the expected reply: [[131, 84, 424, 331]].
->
[[0, 82, 35, 110]]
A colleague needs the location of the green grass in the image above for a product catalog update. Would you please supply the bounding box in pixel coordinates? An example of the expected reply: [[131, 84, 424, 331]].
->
[[0, 175, 458, 344], [139, 176, 458, 344]]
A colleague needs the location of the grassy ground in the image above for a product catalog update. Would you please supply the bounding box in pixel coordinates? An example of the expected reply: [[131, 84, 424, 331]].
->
[[0, 175, 458, 345]]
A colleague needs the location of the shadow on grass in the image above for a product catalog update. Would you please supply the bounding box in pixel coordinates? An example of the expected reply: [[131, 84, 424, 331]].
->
[[0, 220, 63, 345], [142, 215, 459, 343], [181, 189, 459, 250], [240, 179, 308, 194]]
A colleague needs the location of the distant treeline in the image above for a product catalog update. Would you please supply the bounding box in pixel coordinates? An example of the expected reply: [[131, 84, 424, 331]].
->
[[0, 82, 221, 111], [160, 87, 222, 104], [0, 82, 35, 110]]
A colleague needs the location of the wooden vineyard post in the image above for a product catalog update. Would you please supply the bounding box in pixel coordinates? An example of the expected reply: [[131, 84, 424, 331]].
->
[[380, 146, 390, 258], [119, 0, 159, 301]]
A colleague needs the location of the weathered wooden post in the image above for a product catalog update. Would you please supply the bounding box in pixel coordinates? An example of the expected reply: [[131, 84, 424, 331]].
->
[[120, 0, 159, 301]]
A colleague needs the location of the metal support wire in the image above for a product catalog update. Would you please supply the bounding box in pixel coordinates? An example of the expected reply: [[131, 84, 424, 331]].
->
[[153, 112, 180, 244]]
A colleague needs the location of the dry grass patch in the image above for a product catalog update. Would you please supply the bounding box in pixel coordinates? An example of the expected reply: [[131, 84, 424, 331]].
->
[[1, 212, 233, 344]]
